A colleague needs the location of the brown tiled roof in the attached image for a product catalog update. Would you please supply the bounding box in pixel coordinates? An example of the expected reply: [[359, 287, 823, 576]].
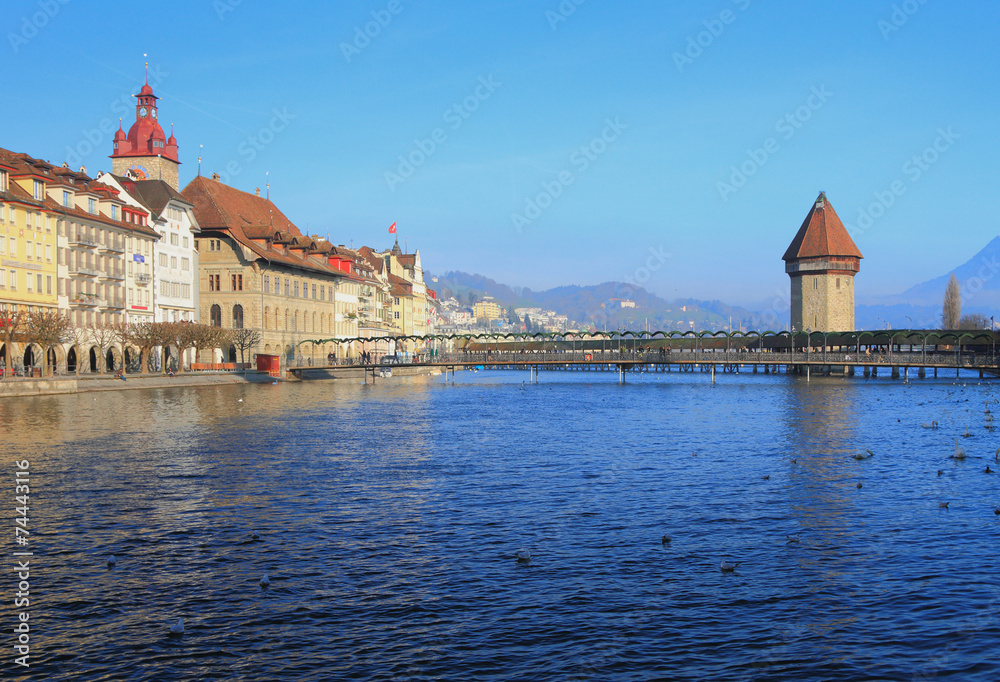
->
[[181, 175, 357, 278], [0, 146, 159, 239], [181, 175, 300, 234], [782, 192, 863, 261]]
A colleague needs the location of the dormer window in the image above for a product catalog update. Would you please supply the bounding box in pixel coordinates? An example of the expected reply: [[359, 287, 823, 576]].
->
[[111, 205, 119, 221], [0, 170, 7, 192], [62, 190, 70, 207], [33, 180, 43, 200], [88, 198, 96, 214]]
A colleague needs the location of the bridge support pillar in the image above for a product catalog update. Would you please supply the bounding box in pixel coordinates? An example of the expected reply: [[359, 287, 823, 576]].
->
[[934, 368, 937, 378], [864, 366, 870, 378], [848, 366, 855, 377], [806, 364, 810, 382], [919, 368, 926, 379], [711, 364, 716, 384], [892, 367, 900, 379]]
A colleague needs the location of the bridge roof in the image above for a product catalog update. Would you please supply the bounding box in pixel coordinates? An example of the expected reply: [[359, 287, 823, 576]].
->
[[782, 192, 863, 261]]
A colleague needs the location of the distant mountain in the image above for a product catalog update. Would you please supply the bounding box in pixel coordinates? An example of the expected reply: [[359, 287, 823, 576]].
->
[[898, 236, 1000, 308], [428, 271, 761, 331]]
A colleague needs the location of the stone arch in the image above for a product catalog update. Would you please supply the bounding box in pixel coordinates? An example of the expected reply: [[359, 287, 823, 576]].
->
[[22, 344, 40, 373], [284, 344, 293, 364], [88, 345, 101, 373], [312, 311, 317, 333], [293, 310, 299, 332], [210, 304, 222, 327], [67, 345, 78, 373], [264, 344, 272, 354], [233, 304, 244, 329], [284, 309, 290, 330], [45, 345, 60, 376], [106, 346, 123, 372]]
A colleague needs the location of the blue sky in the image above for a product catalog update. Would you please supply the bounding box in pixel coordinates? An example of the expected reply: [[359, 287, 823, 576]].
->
[[4, 0, 998, 305]]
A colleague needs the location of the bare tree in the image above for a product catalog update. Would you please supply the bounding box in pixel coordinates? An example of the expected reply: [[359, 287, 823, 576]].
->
[[162, 322, 204, 372], [0, 308, 26, 373], [89, 324, 119, 372], [231, 327, 261, 365], [959, 313, 990, 330], [65, 324, 91, 375], [112, 322, 171, 374], [24, 311, 73, 375], [942, 274, 962, 329]]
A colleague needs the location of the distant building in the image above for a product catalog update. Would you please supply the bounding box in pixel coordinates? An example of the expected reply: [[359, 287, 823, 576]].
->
[[473, 296, 502, 321], [783, 192, 863, 332]]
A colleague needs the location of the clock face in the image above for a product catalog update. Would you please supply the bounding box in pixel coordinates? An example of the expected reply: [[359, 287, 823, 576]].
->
[[139, 106, 148, 117], [151, 108, 157, 118], [128, 164, 149, 180]]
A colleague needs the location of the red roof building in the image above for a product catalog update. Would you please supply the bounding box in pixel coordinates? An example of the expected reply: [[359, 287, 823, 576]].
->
[[783, 192, 862, 332]]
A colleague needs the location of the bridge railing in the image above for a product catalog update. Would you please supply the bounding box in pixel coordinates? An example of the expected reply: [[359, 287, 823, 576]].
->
[[431, 349, 998, 368]]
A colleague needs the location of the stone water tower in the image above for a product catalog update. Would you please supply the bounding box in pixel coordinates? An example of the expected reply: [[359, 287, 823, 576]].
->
[[782, 192, 863, 332]]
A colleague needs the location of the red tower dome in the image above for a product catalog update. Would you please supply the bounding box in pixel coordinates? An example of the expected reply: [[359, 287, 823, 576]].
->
[[110, 73, 181, 189]]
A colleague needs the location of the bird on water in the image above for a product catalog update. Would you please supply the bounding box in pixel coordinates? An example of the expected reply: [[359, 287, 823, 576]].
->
[[921, 421, 939, 429], [169, 618, 185, 635], [515, 549, 531, 563], [853, 450, 874, 461], [720, 560, 741, 572], [661, 534, 671, 545], [260, 572, 271, 588], [952, 439, 967, 460]]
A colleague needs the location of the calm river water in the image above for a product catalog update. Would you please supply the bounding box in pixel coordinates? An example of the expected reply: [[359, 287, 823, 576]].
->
[[3, 369, 1000, 681]]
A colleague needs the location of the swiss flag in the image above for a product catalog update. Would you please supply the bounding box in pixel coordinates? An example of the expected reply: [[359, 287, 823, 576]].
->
[[388, 222, 397, 234]]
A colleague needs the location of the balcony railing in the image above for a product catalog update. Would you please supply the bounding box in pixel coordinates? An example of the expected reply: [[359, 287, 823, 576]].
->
[[101, 240, 125, 254], [104, 298, 124, 309], [134, 272, 151, 285], [69, 235, 98, 248], [70, 264, 100, 277], [102, 270, 125, 281], [69, 294, 100, 307]]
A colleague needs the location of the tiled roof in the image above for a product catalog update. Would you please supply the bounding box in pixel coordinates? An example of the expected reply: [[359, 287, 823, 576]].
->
[[782, 192, 863, 261], [181, 175, 300, 234], [113, 176, 192, 218], [0, 146, 160, 239], [181, 176, 358, 278]]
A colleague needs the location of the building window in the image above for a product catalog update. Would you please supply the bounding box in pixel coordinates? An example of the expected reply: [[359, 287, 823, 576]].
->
[[170, 256, 177, 269], [8, 270, 15, 291], [394, 311, 400, 319], [394, 297, 400, 305], [263, 275, 270, 293], [312, 284, 317, 299], [45, 244, 51, 263], [36, 274, 42, 292], [813, 278, 818, 290], [284, 279, 290, 296], [33, 180, 43, 200], [232, 274, 243, 291], [210, 304, 222, 327], [320, 285, 325, 300], [209, 274, 220, 292], [111, 205, 119, 220], [46, 276, 52, 295], [88, 198, 96, 214], [170, 233, 179, 246], [62, 190, 71, 207], [182, 236, 189, 248], [233, 304, 244, 329], [293, 281, 299, 297]]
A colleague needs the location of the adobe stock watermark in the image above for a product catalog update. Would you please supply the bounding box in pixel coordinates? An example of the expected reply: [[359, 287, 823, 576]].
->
[[511, 117, 628, 233], [717, 85, 833, 202], [878, 0, 930, 40], [672, 0, 752, 73], [340, 0, 407, 62], [585, 246, 670, 331], [216, 108, 296, 185], [844, 126, 958, 240], [8, 0, 71, 54], [63, 65, 169, 170], [384, 75, 501, 192], [213, 0, 242, 20], [546, 0, 586, 30]]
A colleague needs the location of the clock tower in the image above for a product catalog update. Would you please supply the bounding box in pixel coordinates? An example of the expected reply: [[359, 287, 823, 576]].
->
[[110, 78, 180, 190]]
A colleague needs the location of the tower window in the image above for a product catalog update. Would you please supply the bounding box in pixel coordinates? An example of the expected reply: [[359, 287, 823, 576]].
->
[[813, 277, 818, 290], [836, 278, 841, 289]]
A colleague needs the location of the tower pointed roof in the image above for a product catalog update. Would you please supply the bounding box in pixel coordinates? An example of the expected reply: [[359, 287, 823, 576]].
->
[[782, 192, 863, 261]]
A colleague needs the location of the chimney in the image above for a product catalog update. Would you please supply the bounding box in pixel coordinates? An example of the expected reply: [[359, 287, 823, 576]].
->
[[255, 187, 261, 197], [212, 172, 221, 181]]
